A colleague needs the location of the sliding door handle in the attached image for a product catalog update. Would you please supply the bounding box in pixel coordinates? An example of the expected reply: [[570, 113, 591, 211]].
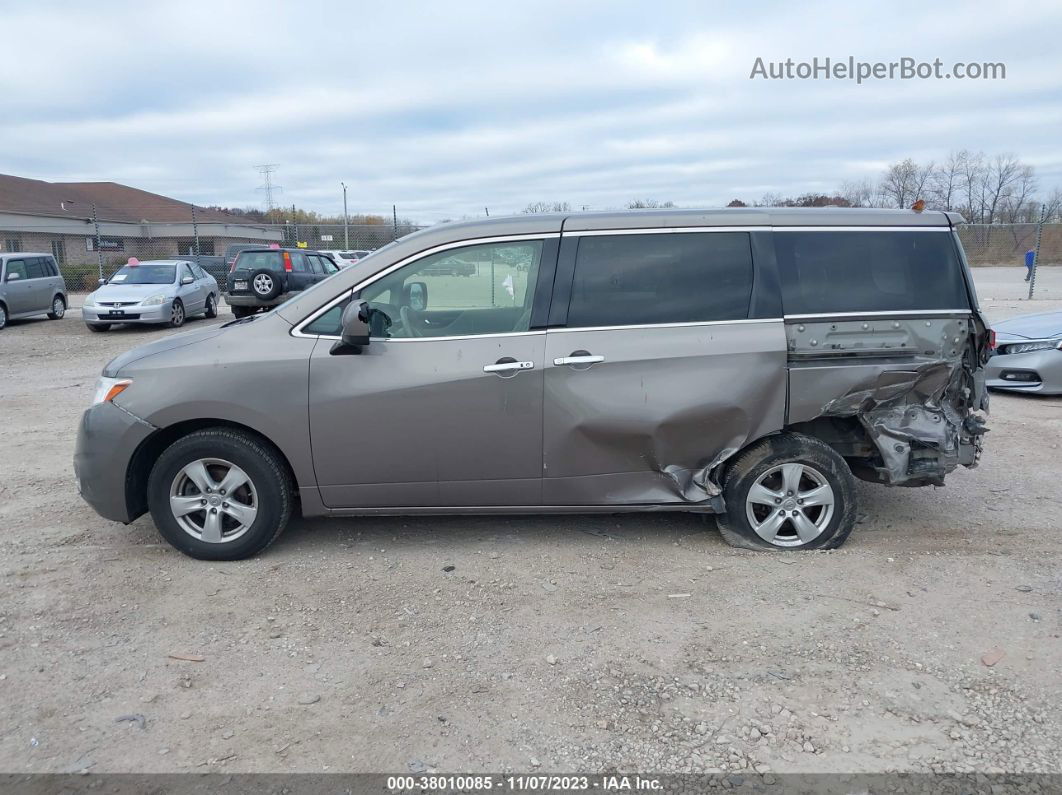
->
[[554, 354, 605, 366]]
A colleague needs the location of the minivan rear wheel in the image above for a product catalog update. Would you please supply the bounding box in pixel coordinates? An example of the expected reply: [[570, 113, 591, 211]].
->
[[147, 428, 292, 560], [48, 296, 66, 319], [716, 433, 857, 551]]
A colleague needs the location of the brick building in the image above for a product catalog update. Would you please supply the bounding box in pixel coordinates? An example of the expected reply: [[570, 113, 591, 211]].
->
[[0, 173, 281, 269]]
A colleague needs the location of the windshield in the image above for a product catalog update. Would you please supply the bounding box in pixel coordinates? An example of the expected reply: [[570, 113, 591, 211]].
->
[[108, 264, 175, 285]]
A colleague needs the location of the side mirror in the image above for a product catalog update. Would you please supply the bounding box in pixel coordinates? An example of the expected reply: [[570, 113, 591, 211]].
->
[[6, 272, 22, 282], [330, 301, 372, 355], [404, 281, 428, 311], [181, 275, 194, 285], [98, 278, 107, 286]]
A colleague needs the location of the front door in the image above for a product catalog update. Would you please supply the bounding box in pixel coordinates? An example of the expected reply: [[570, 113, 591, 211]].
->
[[308, 237, 556, 507], [542, 230, 788, 506]]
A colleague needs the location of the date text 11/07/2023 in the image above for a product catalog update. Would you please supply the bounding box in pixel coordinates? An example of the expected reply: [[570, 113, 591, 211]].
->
[[386, 775, 664, 791]]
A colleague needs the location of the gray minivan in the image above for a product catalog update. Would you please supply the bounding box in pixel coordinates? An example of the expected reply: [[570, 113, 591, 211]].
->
[[0, 252, 68, 330], [74, 208, 992, 560]]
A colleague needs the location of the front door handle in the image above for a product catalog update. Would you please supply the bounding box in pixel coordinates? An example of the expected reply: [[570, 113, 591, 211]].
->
[[483, 360, 534, 373], [554, 354, 605, 366]]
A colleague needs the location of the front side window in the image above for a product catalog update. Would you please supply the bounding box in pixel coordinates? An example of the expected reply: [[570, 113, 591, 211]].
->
[[566, 232, 753, 328], [303, 240, 543, 338], [5, 259, 27, 280], [774, 231, 971, 315]]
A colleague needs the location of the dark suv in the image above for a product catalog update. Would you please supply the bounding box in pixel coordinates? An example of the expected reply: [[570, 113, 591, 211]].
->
[[224, 247, 339, 318]]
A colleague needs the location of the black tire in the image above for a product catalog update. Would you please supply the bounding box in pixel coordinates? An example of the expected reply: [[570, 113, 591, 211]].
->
[[169, 298, 185, 328], [47, 295, 66, 320], [250, 269, 282, 300], [0, 302, 7, 330], [147, 428, 293, 561], [716, 433, 857, 551], [231, 306, 254, 319], [204, 293, 218, 318], [86, 323, 111, 332]]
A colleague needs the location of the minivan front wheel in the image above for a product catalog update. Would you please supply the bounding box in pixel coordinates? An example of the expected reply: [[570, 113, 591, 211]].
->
[[147, 429, 293, 560], [717, 433, 857, 551]]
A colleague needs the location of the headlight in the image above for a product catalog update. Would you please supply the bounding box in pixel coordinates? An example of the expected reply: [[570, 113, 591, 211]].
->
[[140, 293, 167, 306], [1006, 340, 1062, 354], [83, 294, 96, 307], [92, 376, 132, 406]]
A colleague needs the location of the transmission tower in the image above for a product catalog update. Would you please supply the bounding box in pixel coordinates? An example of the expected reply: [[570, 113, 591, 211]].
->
[[254, 164, 282, 216]]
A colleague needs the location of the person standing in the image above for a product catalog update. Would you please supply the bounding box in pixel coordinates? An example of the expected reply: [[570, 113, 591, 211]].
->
[[1024, 248, 1036, 282]]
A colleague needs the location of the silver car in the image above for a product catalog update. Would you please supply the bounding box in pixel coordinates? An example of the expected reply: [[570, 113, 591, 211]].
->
[[0, 252, 68, 330], [82, 259, 219, 331], [74, 208, 992, 560], [985, 310, 1062, 394]]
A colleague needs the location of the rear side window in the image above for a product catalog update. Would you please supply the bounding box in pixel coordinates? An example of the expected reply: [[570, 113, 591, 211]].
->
[[25, 258, 46, 279], [774, 231, 970, 315], [566, 232, 753, 328], [235, 251, 282, 271]]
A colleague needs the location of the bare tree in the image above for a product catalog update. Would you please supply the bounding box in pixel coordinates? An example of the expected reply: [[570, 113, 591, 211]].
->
[[839, 178, 874, 208], [1044, 187, 1062, 223], [521, 201, 571, 214], [959, 150, 987, 223], [997, 161, 1036, 223], [929, 151, 967, 211], [983, 154, 1024, 224], [880, 159, 935, 208], [627, 199, 675, 209]]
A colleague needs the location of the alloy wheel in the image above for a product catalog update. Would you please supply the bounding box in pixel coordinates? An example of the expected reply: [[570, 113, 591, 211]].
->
[[744, 463, 835, 547], [168, 458, 258, 543], [253, 274, 273, 296]]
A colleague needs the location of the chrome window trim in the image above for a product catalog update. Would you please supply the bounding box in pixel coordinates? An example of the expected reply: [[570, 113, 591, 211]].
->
[[548, 318, 782, 334], [291, 232, 560, 339], [773, 226, 951, 233], [567, 225, 949, 236], [566, 226, 762, 236], [784, 309, 971, 320]]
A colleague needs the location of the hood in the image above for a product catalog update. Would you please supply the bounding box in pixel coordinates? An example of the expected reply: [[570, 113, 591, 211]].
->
[[991, 311, 1062, 340], [91, 283, 175, 303], [103, 325, 223, 376]]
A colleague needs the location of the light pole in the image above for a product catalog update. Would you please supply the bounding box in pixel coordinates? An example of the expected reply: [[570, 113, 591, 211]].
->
[[62, 199, 104, 282], [341, 182, 349, 249]]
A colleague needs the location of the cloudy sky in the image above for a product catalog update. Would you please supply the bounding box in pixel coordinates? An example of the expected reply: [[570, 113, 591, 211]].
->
[[3, 0, 1061, 221]]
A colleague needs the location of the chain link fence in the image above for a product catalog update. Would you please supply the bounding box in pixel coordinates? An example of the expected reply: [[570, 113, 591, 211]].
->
[[1, 211, 426, 292], [956, 223, 1061, 267]]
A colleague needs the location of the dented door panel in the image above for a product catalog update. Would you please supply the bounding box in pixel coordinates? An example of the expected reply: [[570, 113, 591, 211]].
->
[[542, 320, 788, 505]]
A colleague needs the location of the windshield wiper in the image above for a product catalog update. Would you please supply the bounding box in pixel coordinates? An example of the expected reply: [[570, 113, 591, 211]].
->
[[221, 314, 259, 328]]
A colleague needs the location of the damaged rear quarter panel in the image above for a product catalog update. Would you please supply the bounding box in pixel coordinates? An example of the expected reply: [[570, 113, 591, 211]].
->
[[541, 320, 788, 505], [786, 315, 988, 485]]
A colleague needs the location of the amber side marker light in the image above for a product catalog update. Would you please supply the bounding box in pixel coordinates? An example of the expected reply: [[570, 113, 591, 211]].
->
[[91, 377, 132, 406]]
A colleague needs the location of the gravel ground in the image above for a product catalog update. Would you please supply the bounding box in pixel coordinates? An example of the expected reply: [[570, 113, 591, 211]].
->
[[0, 267, 1059, 775]]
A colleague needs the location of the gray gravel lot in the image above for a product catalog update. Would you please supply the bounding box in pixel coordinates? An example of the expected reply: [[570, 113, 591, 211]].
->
[[0, 267, 1059, 775]]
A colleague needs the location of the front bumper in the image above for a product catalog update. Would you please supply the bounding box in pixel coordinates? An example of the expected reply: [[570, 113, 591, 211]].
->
[[985, 348, 1062, 394], [82, 301, 172, 325], [74, 401, 157, 523]]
